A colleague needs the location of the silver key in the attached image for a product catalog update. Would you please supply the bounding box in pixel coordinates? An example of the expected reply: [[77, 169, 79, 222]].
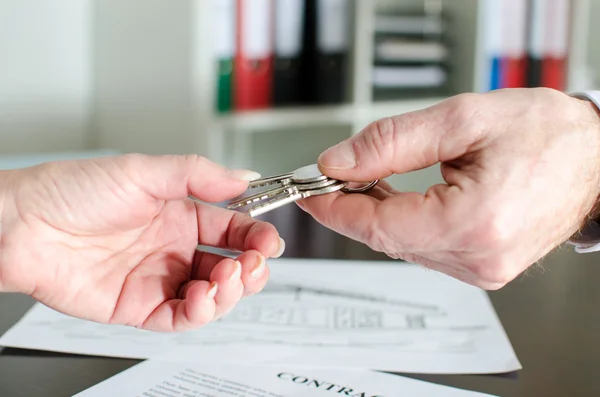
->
[[247, 163, 378, 192], [247, 164, 327, 189], [227, 164, 379, 217], [242, 180, 348, 218], [228, 177, 339, 210]]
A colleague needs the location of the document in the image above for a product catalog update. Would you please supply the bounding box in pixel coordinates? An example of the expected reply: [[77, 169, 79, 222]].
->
[[73, 360, 497, 397], [0, 259, 521, 374]]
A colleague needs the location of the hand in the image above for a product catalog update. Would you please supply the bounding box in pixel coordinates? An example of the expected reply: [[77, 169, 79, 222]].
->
[[0, 154, 284, 331], [299, 88, 600, 289]]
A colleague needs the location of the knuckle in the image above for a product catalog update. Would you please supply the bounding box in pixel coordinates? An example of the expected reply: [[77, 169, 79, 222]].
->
[[470, 256, 514, 289], [225, 212, 250, 245], [185, 153, 204, 166], [438, 92, 489, 150], [445, 92, 481, 125], [364, 226, 388, 252], [531, 87, 573, 113], [119, 153, 156, 179], [531, 85, 562, 99], [461, 215, 519, 287], [364, 221, 403, 254], [361, 117, 396, 163]]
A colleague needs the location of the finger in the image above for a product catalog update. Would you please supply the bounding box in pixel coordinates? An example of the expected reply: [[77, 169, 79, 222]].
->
[[298, 191, 382, 243], [401, 252, 504, 290], [363, 184, 395, 201], [316, 93, 485, 181], [140, 280, 218, 332], [297, 180, 396, 210], [116, 153, 262, 202], [192, 250, 269, 297], [196, 202, 285, 258], [192, 251, 228, 281], [208, 258, 244, 320], [300, 185, 451, 253], [238, 250, 270, 297]]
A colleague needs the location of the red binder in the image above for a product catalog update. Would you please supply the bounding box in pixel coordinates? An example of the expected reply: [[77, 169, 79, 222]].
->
[[502, 58, 527, 88], [500, 0, 528, 88], [542, 58, 566, 90], [234, 0, 274, 111], [541, 0, 570, 91]]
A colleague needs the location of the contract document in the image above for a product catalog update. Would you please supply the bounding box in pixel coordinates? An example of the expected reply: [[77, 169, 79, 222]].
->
[[0, 259, 521, 374], [73, 360, 498, 397]]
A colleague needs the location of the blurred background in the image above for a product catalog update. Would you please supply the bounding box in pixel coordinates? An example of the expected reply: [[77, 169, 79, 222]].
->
[[0, 0, 598, 192]]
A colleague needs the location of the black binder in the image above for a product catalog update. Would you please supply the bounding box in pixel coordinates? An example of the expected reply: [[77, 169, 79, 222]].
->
[[273, 0, 306, 106], [273, 56, 304, 106], [300, 0, 351, 105], [526, 57, 542, 87], [525, 0, 542, 87]]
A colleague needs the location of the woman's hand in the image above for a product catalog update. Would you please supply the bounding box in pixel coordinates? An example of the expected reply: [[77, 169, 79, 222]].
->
[[0, 154, 284, 331]]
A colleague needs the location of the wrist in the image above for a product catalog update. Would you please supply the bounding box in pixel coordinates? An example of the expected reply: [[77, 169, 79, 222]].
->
[[568, 91, 600, 251]]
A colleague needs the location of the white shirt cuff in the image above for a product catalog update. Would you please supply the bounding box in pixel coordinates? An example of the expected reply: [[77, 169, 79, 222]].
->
[[568, 90, 600, 253]]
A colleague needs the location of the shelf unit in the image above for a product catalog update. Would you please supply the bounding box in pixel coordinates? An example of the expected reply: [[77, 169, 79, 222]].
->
[[92, 0, 596, 176]]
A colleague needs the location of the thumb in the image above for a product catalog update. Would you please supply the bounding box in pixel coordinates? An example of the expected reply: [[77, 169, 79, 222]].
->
[[116, 153, 260, 202], [317, 106, 447, 181]]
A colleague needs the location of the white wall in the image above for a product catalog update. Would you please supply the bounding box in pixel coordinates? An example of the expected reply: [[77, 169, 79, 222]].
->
[[90, 0, 198, 155], [0, 0, 91, 154]]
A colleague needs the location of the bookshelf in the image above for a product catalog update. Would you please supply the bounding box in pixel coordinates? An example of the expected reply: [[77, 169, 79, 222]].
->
[[92, 0, 597, 186]]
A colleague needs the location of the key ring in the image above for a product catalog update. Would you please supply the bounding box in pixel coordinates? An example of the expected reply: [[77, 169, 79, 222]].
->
[[341, 179, 379, 193]]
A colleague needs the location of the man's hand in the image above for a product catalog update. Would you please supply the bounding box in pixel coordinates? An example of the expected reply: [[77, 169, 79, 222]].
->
[[299, 88, 600, 289], [0, 154, 284, 331]]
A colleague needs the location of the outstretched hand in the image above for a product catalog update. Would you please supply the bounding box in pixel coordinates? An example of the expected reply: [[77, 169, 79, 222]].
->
[[0, 154, 283, 331], [299, 88, 600, 289]]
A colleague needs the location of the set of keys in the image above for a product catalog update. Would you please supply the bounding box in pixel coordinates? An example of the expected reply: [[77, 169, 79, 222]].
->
[[227, 164, 378, 217]]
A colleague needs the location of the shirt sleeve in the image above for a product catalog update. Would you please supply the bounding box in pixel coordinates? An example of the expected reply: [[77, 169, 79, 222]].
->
[[567, 90, 600, 253]]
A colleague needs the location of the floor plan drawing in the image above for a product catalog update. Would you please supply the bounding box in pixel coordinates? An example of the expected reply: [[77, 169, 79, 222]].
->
[[222, 281, 445, 329], [0, 258, 521, 374]]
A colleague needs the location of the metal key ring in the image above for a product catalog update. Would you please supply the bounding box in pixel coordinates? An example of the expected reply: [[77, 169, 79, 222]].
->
[[341, 179, 379, 193]]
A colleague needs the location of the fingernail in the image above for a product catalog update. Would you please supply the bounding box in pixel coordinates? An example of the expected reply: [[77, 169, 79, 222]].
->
[[228, 260, 242, 281], [318, 142, 357, 169], [206, 282, 218, 299], [273, 237, 286, 258], [227, 169, 262, 181], [250, 255, 265, 279]]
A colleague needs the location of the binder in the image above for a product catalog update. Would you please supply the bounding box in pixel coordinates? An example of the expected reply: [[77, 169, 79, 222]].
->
[[500, 0, 528, 88], [526, 0, 545, 87], [273, 0, 305, 106], [314, 0, 350, 104], [213, 0, 236, 113], [526, 0, 571, 90], [234, 0, 274, 111], [542, 0, 570, 90], [300, 0, 350, 104], [482, 0, 503, 90]]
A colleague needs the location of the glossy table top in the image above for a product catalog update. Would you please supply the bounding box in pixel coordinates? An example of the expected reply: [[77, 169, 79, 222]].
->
[[1, 206, 600, 397]]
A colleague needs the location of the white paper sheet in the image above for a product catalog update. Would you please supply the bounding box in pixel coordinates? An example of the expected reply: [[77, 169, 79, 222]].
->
[[0, 259, 521, 374], [73, 360, 497, 397]]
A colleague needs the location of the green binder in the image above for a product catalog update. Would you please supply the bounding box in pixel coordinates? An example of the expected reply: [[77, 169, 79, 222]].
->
[[217, 58, 233, 113]]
